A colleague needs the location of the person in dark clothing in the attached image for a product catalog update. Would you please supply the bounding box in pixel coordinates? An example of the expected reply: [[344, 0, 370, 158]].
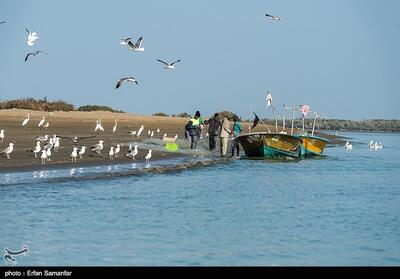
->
[[185, 120, 200, 149], [204, 113, 222, 151], [230, 115, 242, 157]]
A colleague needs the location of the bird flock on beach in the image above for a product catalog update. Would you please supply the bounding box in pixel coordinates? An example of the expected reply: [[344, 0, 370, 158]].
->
[[0, 112, 184, 164]]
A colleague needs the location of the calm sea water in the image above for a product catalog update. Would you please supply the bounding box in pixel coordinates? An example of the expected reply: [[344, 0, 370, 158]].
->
[[1, 132, 399, 266]]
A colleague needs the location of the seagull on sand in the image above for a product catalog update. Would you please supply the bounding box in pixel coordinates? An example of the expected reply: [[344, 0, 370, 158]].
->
[[120, 37, 132, 45], [22, 114, 30, 127], [54, 137, 60, 152], [30, 141, 41, 158], [0, 142, 14, 159], [108, 146, 115, 160], [71, 147, 78, 162], [126, 144, 138, 160], [26, 28, 39, 46], [38, 116, 46, 128], [25, 51, 47, 62], [91, 140, 104, 154], [127, 37, 144, 52], [114, 144, 121, 157], [40, 150, 48, 164], [112, 119, 118, 134], [46, 148, 52, 161], [144, 149, 152, 164], [116, 77, 138, 89], [79, 146, 86, 159], [43, 122, 50, 129], [94, 120, 105, 133], [265, 13, 281, 20], [156, 59, 181, 69], [0, 129, 5, 143]]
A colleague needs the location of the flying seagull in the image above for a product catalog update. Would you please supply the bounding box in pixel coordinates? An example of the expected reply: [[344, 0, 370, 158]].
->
[[25, 51, 47, 62], [156, 59, 181, 69], [120, 37, 132, 45], [26, 28, 39, 46], [116, 77, 138, 89], [127, 37, 144, 51], [265, 13, 281, 20], [0, 21, 6, 24], [59, 135, 96, 145]]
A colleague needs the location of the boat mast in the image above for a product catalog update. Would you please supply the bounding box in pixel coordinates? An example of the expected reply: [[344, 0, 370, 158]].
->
[[311, 112, 318, 136], [291, 107, 295, 135], [282, 104, 286, 132], [271, 105, 278, 133]]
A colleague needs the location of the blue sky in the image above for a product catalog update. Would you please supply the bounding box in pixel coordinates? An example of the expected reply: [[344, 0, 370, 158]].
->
[[0, 0, 399, 120]]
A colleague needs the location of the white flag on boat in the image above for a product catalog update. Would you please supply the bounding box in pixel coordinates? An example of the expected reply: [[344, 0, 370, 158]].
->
[[266, 91, 273, 107]]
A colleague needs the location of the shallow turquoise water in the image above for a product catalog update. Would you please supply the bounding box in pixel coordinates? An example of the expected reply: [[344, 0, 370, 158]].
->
[[1, 132, 399, 265]]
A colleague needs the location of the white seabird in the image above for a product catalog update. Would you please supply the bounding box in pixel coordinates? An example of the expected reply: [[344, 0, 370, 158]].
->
[[265, 13, 281, 20], [129, 130, 137, 137], [144, 149, 152, 164], [71, 147, 78, 162], [22, 114, 30, 127], [126, 144, 138, 160], [0, 142, 14, 159], [108, 146, 115, 160], [91, 140, 104, 154], [116, 77, 138, 89], [38, 116, 46, 128], [156, 59, 181, 69], [94, 120, 105, 133], [79, 146, 86, 159], [26, 28, 39, 46], [54, 137, 60, 152], [46, 148, 52, 161], [40, 150, 48, 164], [25, 51, 47, 62], [112, 119, 118, 134], [0, 129, 5, 143], [31, 141, 41, 158], [345, 141, 353, 150], [120, 37, 132, 45], [114, 144, 121, 157], [137, 125, 144, 138], [43, 122, 50, 129], [127, 37, 144, 51], [60, 135, 95, 145]]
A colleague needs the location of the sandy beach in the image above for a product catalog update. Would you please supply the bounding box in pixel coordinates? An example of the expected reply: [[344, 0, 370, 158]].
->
[[0, 108, 343, 172], [0, 109, 192, 172]]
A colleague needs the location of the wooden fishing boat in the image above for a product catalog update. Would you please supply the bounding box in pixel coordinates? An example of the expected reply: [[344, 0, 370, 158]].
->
[[295, 132, 331, 156], [235, 132, 302, 159]]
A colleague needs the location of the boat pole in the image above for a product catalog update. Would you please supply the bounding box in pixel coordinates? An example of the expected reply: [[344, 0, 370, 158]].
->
[[291, 107, 295, 135], [311, 112, 318, 136], [282, 104, 286, 132], [272, 105, 278, 133]]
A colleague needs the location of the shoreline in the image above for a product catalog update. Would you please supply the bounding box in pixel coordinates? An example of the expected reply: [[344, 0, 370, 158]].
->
[[0, 108, 350, 173]]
